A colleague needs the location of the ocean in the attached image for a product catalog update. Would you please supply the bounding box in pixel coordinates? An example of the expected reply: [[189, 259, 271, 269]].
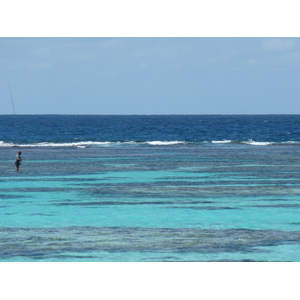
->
[[1, 114, 300, 261]]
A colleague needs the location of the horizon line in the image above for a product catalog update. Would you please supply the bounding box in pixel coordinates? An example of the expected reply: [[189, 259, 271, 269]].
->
[[1, 113, 300, 116]]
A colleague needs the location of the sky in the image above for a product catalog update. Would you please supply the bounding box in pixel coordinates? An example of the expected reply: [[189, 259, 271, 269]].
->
[[1, 37, 300, 115]]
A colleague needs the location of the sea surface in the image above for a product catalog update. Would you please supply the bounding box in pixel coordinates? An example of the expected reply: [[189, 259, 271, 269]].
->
[[1, 115, 300, 261]]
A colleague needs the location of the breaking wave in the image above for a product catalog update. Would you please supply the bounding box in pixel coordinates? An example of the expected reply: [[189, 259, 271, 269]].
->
[[213, 139, 275, 146], [208, 139, 300, 146], [1, 139, 300, 148], [145, 141, 185, 146], [0, 140, 186, 148], [242, 140, 274, 146], [212, 140, 233, 144]]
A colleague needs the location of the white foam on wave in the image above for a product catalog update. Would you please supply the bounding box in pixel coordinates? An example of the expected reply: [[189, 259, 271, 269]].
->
[[212, 140, 232, 144], [282, 141, 300, 144], [145, 141, 185, 146], [243, 139, 274, 146], [0, 140, 185, 148], [0, 141, 113, 148], [0, 141, 15, 147], [35, 141, 111, 147]]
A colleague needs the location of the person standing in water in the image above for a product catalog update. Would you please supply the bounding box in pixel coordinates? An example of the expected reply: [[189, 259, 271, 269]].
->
[[15, 151, 22, 171]]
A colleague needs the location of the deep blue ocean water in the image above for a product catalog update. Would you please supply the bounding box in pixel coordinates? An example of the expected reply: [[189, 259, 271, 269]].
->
[[1, 115, 300, 261]]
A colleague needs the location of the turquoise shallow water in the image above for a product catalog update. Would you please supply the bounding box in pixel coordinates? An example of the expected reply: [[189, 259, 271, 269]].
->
[[1, 141, 300, 261]]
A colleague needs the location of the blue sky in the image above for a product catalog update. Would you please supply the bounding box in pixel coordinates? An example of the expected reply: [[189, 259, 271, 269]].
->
[[1, 37, 300, 114]]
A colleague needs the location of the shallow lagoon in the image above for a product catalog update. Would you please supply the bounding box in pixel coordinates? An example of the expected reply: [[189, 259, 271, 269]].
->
[[1, 115, 300, 261]]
